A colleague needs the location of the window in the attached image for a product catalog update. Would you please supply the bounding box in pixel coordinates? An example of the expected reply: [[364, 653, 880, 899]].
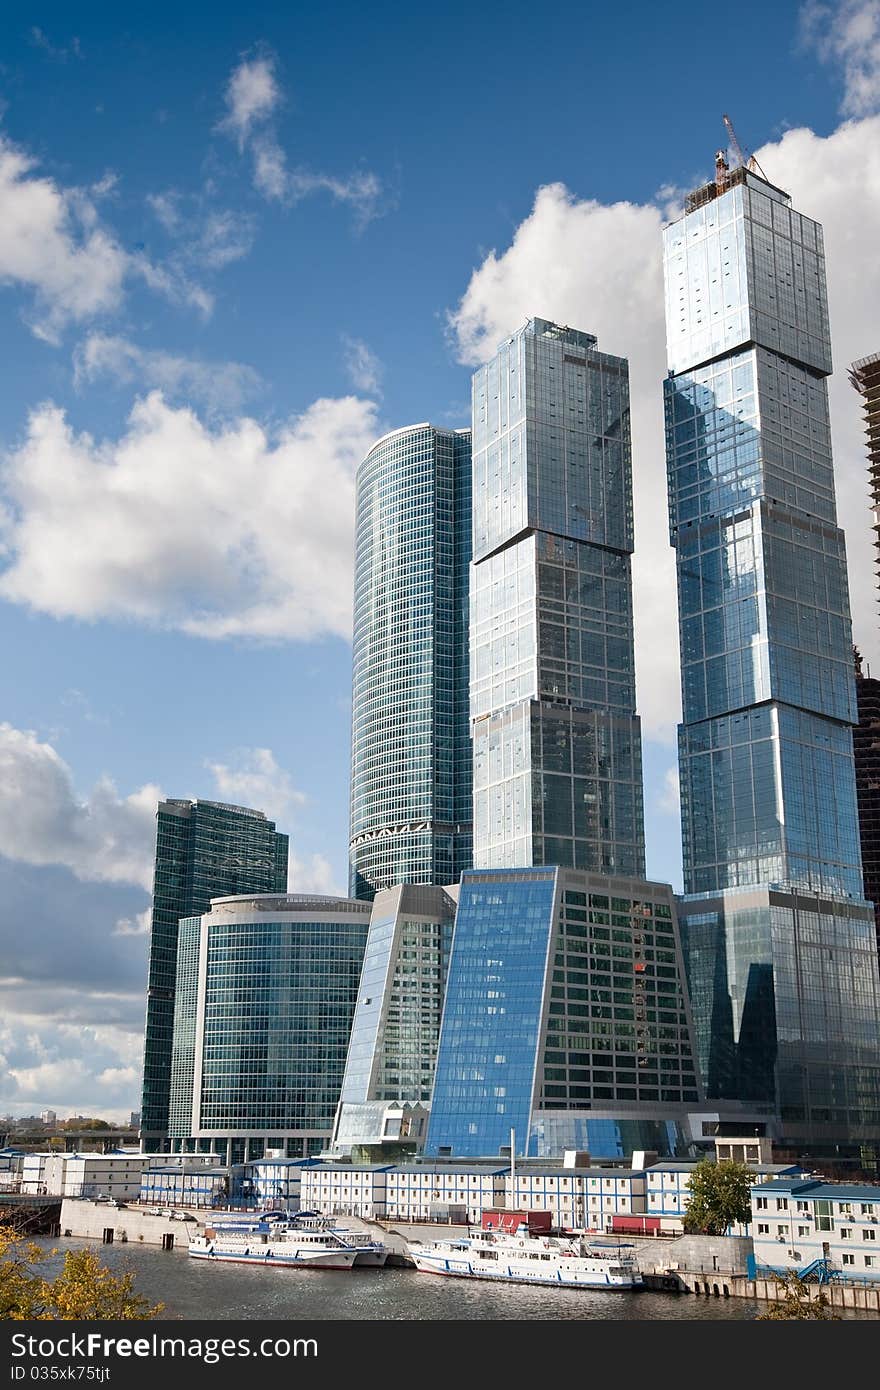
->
[[776, 1198, 788, 1211], [842, 1254, 854, 1267], [797, 1226, 810, 1237], [865, 1256, 875, 1269], [840, 1228, 851, 1240], [754, 1196, 768, 1210], [862, 1229, 876, 1241], [757, 1223, 769, 1235]]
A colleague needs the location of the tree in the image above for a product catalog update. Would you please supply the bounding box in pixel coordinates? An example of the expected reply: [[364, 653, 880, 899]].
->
[[0, 1223, 162, 1321], [682, 1158, 752, 1235], [757, 1271, 840, 1320]]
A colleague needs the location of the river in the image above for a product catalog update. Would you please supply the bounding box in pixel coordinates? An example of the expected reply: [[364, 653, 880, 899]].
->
[[33, 1236, 763, 1321]]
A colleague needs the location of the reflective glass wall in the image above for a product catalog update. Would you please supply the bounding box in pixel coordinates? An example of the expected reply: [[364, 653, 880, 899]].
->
[[663, 172, 862, 899], [425, 868, 702, 1159], [183, 895, 370, 1154], [349, 426, 472, 898], [471, 319, 645, 875], [140, 799, 289, 1148], [664, 167, 880, 1156]]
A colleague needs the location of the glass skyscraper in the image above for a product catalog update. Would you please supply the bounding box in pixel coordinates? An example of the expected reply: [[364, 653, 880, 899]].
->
[[140, 798, 289, 1149], [664, 158, 880, 1158], [167, 893, 371, 1164], [332, 883, 456, 1153], [470, 319, 645, 875], [349, 425, 472, 899], [425, 868, 703, 1160]]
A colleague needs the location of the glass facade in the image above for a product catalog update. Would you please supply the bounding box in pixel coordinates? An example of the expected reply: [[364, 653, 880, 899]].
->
[[665, 165, 880, 1155], [334, 884, 455, 1148], [180, 894, 370, 1151], [471, 319, 645, 875], [140, 799, 289, 1147], [168, 916, 201, 1139], [664, 173, 861, 899], [425, 868, 701, 1159], [349, 425, 472, 898], [678, 888, 880, 1151]]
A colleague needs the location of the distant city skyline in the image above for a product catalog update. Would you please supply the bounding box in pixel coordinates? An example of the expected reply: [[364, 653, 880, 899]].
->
[[1, 0, 879, 1118]]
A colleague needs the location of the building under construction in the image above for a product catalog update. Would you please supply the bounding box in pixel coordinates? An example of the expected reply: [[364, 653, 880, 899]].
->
[[849, 351, 880, 602], [855, 647, 880, 965]]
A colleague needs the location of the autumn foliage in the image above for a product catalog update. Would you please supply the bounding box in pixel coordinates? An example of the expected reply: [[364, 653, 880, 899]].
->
[[0, 1223, 162, 1320]]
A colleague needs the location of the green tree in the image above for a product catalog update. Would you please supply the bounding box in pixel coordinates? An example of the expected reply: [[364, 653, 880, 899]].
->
[[757, 1270, 840, 1320], [683, 1158, 752, 1235], [0, 1223, 162, 1321]]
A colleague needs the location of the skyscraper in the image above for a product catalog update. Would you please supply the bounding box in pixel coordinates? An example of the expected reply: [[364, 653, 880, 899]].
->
[[849, 351, 880, 600], [349, 424, 472, 899], [332, 883, 456, 1154], [663, 153, 880, 1158], [140, 798, 289, 1150], [166, 893, 370, 1164], [853, 648, 880, 963], [470, 318, 645, 875], [425, 867, 703, 1159]]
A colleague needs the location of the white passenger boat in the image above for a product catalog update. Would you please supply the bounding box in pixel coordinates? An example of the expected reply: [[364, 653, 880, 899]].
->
[[188, 1213, 387, 1270], [408, 1225, 642, 1289]]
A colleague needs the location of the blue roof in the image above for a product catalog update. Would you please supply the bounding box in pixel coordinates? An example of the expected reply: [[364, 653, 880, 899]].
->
[[751, 1179, 880, 1200]]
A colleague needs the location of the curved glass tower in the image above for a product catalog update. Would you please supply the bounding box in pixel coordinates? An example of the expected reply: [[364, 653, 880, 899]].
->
[[168, 893, 371, 1163], [349, 424, 472, 899]]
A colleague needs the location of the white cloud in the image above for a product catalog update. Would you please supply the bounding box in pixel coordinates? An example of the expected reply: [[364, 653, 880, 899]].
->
[[206, 747, 305, 825], [217, 54, 384, 225], [74, 333, 262, 413], [29, 28, 82, 62], [0, 1015, 143, 1120], [289, 851, 341, 896], [342, 334, 383, 394], [0, 137, 128, 343], [218, 55, 282, 150], [147, 193, 256, 271], [0, 723, 159, 891], [0, 390, 380, 641], [113, 908, 151, 937], [0, 135, 211, 343], [659, 767, 681, 816], [449, 115, 880, 738], [801, 0, 880, 116], [252, 135, 290, 202], [197, 209, 256, 269]]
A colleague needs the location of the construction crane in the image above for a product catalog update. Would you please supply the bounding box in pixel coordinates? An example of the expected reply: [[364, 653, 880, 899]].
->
[[722, 114, 769, 181]]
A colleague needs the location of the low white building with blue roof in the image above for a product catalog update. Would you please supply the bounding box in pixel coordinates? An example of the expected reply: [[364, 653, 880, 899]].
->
[[750, 1179, 880, 1280], [648, 1162, 804, 1232]]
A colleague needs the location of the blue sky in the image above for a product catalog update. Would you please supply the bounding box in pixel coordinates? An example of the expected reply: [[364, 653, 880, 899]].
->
[[1, 0, 879, 1118]]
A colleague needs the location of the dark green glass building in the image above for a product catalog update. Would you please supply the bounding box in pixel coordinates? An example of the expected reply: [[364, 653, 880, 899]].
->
[[140, 799, 289, 1149]]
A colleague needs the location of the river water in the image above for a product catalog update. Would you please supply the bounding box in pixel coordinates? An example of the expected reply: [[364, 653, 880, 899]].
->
[[34, 1236, 760, 1321]]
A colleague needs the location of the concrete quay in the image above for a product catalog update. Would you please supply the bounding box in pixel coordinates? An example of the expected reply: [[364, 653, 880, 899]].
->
[[59, 1198, 201, 1249]]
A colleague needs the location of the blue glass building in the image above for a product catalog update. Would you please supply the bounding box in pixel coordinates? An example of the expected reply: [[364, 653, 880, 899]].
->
[[664, 158, 880, 1158], [470, 319, 645, 875], [349, 425, 472, 899], [425, 868, 704, 1160], [166, 893, 371, 1164], [332, 883, 456, 1153]]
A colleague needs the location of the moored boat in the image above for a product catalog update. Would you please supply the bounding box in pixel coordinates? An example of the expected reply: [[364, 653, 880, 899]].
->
[[188, 1213, 387, 1270], [408, 1224, 642, 1289]]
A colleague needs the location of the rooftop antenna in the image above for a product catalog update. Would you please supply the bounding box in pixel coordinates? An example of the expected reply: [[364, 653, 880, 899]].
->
[[722, 113, 769, 181]]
